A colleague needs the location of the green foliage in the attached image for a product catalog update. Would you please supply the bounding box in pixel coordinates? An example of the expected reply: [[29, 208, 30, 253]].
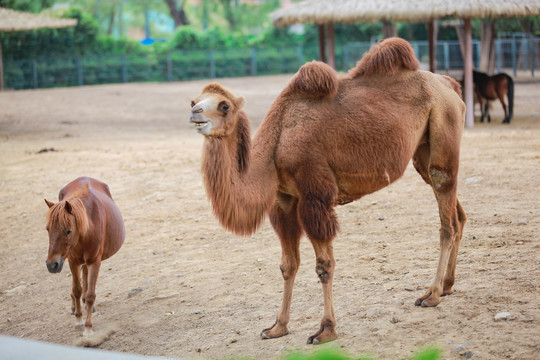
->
[[0, 0, 54, 12], [280, 345, 442, 360]]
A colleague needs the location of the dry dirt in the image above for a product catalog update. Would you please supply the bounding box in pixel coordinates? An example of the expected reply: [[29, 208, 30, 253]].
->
[[0, 74, 539, 360]]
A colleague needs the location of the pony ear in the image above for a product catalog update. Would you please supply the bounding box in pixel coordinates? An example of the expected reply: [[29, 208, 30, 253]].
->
[[64, 201, 73, 214], [44, 199, 55, 208]]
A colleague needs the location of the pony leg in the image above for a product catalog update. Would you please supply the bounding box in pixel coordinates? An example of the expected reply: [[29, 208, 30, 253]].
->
[[68, 261, 84, 327], [261, 195, 302, 340], [498, 91, 509, 123], [83, 260, 101, 337]]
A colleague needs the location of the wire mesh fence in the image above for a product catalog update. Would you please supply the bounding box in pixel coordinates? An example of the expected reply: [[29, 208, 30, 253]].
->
[[4, 37, 539, 90]]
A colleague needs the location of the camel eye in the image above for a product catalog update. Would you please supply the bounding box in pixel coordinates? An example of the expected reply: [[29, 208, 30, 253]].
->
[[65, 229, 72, 236], [219, 102, 230, 112]]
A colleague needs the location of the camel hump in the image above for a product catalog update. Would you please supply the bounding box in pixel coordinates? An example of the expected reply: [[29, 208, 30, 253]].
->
[[350, 37, 420, 77], [288, 60, 338, 98], [439, 74, 462, 98]]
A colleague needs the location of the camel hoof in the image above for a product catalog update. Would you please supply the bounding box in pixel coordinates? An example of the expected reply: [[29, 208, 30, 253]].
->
[[420, 298, 440, 307], [260, 324, 288, 339], [306, 327, 337, 345]]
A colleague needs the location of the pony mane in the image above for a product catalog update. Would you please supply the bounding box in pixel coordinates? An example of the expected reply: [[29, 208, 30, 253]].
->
[[46, 197, 89, 236], [349, 37, 419, 78], [287, 60, 338, 99]]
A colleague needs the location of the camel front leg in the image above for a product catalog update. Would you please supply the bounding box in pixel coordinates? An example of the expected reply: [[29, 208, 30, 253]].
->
[[261, 199, 302, 339], [83, 260, 101, 337], [68, 260, 84, 327], [307, 240, 337, 344]]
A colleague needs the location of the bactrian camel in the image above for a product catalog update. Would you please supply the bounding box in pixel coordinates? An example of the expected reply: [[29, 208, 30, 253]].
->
[[189, 37, 467, 344]]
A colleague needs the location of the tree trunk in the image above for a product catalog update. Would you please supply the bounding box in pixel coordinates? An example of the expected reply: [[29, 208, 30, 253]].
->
[[382, 21, 397, 38], [165, 0, 189, 28], [480, 21, 496, 74]]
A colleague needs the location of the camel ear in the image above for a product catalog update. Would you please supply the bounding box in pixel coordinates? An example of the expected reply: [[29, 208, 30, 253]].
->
[[235, 96, 245, 109], [44, 199, 55, 208], [64, 201, 73, 214]]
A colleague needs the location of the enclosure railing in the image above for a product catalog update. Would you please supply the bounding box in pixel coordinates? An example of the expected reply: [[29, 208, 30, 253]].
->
[[4, 37, 539, 90]]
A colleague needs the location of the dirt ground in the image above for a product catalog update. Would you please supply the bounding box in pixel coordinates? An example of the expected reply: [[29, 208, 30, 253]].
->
[[0, 73, 539, 360]]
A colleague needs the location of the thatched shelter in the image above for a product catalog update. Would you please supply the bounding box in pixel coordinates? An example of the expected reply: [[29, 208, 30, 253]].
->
[[0, 7, 77, 91], [270, 0, 540, 127]]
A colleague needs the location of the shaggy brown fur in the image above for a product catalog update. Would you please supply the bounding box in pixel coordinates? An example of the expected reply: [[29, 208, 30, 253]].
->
[[45, 177, 125, 337], [190, 37, 467, 345]]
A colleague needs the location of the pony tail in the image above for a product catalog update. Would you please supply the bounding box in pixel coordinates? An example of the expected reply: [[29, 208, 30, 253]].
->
[[288, 60, 338, 99], [350, 37, 419, 77], [507, 76, 514, 121]]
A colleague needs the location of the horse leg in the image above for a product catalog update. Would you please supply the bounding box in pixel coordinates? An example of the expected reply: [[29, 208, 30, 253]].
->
[[479, 98, 485, 123], [261, 194, 302, 340], [83, 260, 101, 337], [484, 102, 491, 123], [68, 260, 84, 327], [81, 265, 96, 313], [498, 92, 509, 123]]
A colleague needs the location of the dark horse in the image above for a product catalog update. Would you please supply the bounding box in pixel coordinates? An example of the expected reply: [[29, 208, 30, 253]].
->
[[473, 70, 514, 123], [45, 177, 125, 336]]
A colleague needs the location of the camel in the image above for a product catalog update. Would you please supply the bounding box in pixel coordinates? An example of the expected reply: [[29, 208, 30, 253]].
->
[[189, 37, 467, 344]]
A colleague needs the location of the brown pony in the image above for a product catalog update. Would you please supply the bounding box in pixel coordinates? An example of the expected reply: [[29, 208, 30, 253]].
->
[[190, 38, 466, 344], [45, 177, 125, 337], [473, 70, 514, 123]]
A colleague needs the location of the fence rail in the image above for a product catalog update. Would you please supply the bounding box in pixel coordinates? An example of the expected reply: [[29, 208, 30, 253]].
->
[[4, 37, 539, 90]]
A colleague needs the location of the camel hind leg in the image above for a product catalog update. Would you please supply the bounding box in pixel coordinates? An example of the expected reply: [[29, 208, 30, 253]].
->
[[261, 193, 302, 340], [412, 126, 466, 307]]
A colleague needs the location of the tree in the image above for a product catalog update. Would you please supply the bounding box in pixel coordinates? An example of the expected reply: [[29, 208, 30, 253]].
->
[[164, 0, 189, 28]]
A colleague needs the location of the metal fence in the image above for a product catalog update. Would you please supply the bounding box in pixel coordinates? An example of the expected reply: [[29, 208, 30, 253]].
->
[[4, 37, 539, 90], [344, 38, 540, 76]]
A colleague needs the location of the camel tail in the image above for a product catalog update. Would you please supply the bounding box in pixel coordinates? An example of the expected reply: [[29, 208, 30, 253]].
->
[[507, 75, 514, 122], [350, 37, 420, 77], [287, 60, 338, 99]]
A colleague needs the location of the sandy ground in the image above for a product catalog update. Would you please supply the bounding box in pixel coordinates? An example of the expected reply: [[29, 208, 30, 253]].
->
[[0, 74, 539, 360]]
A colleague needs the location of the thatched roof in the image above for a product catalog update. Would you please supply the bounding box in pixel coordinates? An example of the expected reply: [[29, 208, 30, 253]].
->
[[271, 0, 540, 27], [0, 7, 77, 32]]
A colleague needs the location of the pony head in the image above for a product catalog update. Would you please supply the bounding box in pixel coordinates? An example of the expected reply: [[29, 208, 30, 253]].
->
[[44, 198, 88, 273]]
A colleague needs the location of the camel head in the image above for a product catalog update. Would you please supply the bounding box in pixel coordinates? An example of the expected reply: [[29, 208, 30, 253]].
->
[[189, 83, 245, 137]]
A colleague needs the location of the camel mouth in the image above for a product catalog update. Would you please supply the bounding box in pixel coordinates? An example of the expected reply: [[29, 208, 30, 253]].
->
[[189, 116, 211, 134]]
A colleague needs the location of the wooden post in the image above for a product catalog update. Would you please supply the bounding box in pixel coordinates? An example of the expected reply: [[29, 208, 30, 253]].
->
[[318, 24, 326, 63], [428, 21, 437, 72], [464, 18, 474, 128], [326, 23, 335, 69], [0, 32, 4, 91]]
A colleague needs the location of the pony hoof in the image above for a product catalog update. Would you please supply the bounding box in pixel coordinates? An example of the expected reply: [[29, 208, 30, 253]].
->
[[83, 328, 94, 337]]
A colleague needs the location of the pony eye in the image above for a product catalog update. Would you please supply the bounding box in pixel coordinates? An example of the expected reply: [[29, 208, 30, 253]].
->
[[190, 101, 196, 108], [66, 230, 72, 236]]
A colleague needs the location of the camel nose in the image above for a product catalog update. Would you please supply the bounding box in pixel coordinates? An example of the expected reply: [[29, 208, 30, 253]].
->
[[191, 105, 203, 114]]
